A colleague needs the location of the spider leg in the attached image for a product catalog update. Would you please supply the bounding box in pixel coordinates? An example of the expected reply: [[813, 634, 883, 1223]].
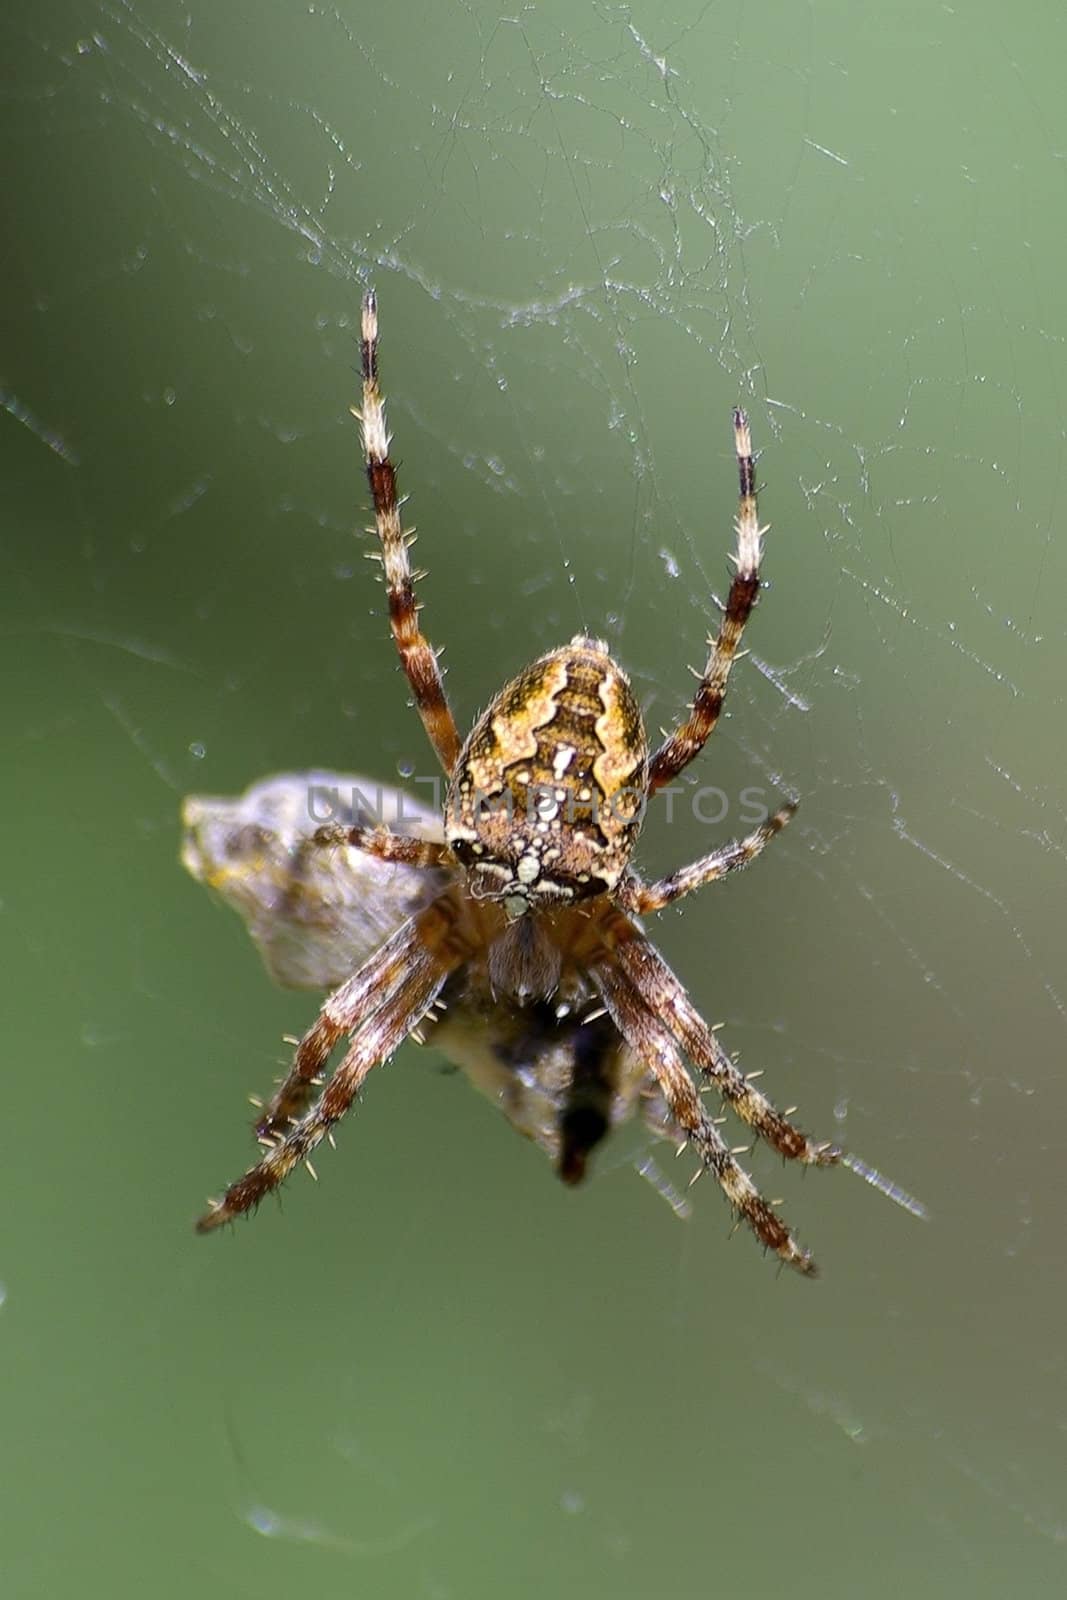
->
[[592, 957, 817, 1274], [603, 909, 841, 1170], [647, 409, 766, 795], [312, 822, 452, 870], [197, 903, 464, 1232], [253, 903, 456, 1139], [358, 290, 462, 775], [618, 802, 796, 915]]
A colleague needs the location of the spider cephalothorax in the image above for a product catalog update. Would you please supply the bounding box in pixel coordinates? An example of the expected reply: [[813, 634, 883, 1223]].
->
[[193, 290, 922, 1271]]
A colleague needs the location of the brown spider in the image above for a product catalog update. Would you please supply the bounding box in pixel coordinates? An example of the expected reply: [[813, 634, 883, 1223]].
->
[[195, 291, 920, 1271]]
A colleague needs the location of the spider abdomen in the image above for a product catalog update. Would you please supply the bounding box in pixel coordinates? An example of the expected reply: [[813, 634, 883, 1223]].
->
[[445, 635, 648, 915]]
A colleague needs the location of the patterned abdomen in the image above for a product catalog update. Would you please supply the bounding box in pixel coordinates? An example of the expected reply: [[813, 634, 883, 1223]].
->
[[445, 635, 648, 915]]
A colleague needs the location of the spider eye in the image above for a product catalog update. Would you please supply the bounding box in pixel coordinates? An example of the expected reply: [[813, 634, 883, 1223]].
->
[[449, 836, 477, 868]]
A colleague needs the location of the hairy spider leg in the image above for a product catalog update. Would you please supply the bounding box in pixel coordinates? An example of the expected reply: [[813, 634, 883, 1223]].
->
[[358, 289, 461, 775], [196, 909, 463, 1232], [592, 957, 817, 1274], [603, 911, 841, 1169], [619, 803, 796, 915], [252, 904, 451, 1139], [312, 822, 452, 871], [647, 409, 767, 795]]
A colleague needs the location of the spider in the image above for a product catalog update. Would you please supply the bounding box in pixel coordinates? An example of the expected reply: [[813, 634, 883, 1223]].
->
[[195, 290, 920, 1271]]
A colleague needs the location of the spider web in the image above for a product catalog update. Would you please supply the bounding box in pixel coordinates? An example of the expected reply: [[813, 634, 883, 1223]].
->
[[4, 2, 1067, 1596]]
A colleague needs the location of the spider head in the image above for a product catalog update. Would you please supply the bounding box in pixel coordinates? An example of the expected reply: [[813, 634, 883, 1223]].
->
[[444, 636, 648, 919]]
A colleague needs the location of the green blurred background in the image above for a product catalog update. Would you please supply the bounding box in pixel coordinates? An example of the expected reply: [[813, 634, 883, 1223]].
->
[[4, 2, 1066, 1595]]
